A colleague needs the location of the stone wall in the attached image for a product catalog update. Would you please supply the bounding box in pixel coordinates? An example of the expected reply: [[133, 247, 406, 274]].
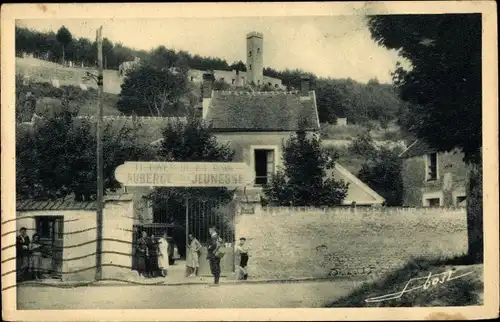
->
[[402, 150, 468, 207], [235, 206, 467, 279]]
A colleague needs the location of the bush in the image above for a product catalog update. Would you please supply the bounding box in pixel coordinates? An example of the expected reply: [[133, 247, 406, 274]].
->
[[263, 130, 348, 207], [348, 131, 377, 158], [357, 147, 404, 206]]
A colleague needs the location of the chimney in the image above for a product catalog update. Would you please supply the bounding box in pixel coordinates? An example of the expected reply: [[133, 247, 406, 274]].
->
[[202, 72, 215, 119], [300, 76, 310, 96], [202, 72, 215, 98]]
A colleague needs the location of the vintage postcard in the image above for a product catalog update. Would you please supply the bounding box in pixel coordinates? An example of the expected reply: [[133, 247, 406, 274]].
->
[[1, 2, 498, 321]]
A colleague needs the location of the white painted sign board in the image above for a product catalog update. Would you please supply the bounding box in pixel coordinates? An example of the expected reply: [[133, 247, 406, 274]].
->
[[115, 162, 252, 187]]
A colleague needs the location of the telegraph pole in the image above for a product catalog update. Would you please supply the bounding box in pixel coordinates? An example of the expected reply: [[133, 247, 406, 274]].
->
[[95, 26, 104, 281]]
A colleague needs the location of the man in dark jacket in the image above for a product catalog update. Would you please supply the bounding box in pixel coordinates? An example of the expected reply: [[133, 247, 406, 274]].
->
[[207, 226, 223, 285], [16, 227, 31, 281]]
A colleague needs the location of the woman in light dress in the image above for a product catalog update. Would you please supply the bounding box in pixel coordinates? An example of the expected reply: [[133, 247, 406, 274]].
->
[[157, 232, 170, 277], [185, 234, 202, 277], [29, 233, 44, 280]]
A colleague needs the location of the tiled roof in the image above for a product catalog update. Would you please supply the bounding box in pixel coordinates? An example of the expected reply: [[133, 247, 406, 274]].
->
[[398, 140, 436, 159], [206, 91, 320, 131], [17, 198, 97, 211]]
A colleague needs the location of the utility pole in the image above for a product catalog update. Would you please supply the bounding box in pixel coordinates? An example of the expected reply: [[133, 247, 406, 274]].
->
[[95, 26, 104, 281], [185, 197, 189, 259]]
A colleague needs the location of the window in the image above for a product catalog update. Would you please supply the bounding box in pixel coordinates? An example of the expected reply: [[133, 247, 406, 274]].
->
[[426, 198, 441, 207], [190, 76, 194, 81], [425, 153, 438, 181], [254, 149, 275, 185], [232, 79, 235, 84], [456, 196, 466, 207], [249, 51, 252, 57], [257, 48, 260, 53], [257, 80, 260, 85], [249, 64, 252, 71], [36, 217, 53, 239], [36, 216, 64, 240]]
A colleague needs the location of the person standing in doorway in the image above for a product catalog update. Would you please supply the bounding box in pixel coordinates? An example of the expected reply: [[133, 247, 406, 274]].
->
[[16, 227, 30, 282], [185, 234, 201, 277], [207, 226, 223, 286], [136, 231, 149, 278], [148, 234, 159, 278], [29, 233, 44, 280], [236, 237, 250, 280], [157, 232, 170, 277]]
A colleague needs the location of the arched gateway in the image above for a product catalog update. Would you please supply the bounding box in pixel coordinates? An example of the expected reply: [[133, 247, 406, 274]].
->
[[115, 161, 253, 276]]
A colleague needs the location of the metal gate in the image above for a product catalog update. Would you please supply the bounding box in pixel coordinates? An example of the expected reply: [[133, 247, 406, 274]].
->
[[186, 196, 238, 275], [186, 197, 237, 246], [131, 192, 238, 274]]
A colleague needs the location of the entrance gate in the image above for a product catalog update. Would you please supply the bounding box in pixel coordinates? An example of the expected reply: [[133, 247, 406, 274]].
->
[[116, 162, 249, 277], [131, 196, 238, 276], [186, 196, 238, 276]]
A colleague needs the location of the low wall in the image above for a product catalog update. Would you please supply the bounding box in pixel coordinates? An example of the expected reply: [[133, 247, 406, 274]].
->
[[235, 206, 468, 279]]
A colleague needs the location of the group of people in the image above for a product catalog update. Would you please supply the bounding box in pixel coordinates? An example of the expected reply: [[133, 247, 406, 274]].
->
[[135, 226, 250, 285], [135, 231, 180, 278], [16, 227, 45, 281]]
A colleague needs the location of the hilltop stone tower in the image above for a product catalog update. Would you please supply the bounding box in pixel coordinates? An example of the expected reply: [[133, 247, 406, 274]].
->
[[246, 31, 264, 86]]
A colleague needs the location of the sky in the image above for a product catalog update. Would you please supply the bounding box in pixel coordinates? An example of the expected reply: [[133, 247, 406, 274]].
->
[[17, 16, 410, 84]]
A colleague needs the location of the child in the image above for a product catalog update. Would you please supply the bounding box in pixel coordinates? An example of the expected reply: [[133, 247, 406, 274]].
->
[[29, 233, 44, 280], [235, 237, 250, 280]]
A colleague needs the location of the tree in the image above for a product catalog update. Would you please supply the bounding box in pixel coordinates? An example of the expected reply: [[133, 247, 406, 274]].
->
[[56, 26, 73, 64], [16, 108, 154, 201], [263, 128, 348, 206], [117, 62, 189, 116], [348, 131, 378, 159], [229, 60, 247, 72], [102, 38, 114, 69], [145, 118, 236, 247], [368, 14, 483, 262], [358, 146, 404, 206], [315, 79, 343, 124]]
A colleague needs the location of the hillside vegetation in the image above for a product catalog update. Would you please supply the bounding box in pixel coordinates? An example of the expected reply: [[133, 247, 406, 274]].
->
[[16, 24, 409, 131], [16, 57, 123, 94]]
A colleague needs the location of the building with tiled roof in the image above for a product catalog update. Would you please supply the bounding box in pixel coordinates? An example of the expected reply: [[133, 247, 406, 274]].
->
[[193, 55, 384, 206], [205, 89, 320, 132], [399, 140, 468, 207]]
